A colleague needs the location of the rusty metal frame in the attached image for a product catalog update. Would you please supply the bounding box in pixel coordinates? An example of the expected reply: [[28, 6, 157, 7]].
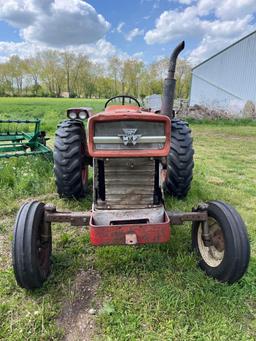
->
[[44, 204, 208, 227], [167, 211, 208, 225], [44, 204, 91, 226]]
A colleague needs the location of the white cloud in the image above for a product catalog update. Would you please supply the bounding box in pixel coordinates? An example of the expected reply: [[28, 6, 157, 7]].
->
[[132, 51, 144, 60], [0, 0, 36, 28], [117, 22, 125, 33], [187, 33, 246, 65], [0, 0, 118, 64], [126, 28, 144, 41], [75, 39, 119, 63], [0, 41, 42, 62], [197, 0, 256, 19], [0, 0, 110, 47], [178, 0, 194, 4], [0, 38, 120, 64], [202, 16, 253, 38], [145, 7, 202, 44], [144, 0, 256, 64]]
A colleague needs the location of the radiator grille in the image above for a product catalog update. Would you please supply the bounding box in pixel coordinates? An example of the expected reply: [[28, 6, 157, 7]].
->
[[97, 158, 155, 209], [94, 120, 165, 150]]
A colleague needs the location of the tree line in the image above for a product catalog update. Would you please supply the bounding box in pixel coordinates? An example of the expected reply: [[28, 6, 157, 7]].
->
[[0, 51, 191, 99]]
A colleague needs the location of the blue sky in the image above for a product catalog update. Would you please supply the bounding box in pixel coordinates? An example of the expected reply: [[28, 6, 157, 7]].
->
[[89, 0, 193, 61], [0, 0, 255, 65]]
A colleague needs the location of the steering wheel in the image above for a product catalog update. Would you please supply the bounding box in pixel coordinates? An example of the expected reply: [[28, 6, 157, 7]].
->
[[104, 95, 141, 108]]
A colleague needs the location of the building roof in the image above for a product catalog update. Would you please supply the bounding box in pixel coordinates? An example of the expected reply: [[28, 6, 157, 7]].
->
[[192, 29, 256, 71]]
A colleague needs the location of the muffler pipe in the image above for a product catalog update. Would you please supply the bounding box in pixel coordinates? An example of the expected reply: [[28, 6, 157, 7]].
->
[[161, 41, 185, 118]]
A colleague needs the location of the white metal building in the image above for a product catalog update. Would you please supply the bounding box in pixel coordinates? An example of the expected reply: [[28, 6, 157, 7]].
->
[[190, 30, 256, 115]]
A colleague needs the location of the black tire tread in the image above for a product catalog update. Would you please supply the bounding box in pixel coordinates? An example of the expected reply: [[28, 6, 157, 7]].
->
[[54, 120, 87, 199], [12, 201, 51, 290], [192, 201, 250, 284], [165, 118, 194, 198], [213, 201, 250, 283]]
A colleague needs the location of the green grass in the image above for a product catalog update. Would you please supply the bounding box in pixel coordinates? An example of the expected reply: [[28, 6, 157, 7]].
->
[[186, 117, 256, 126], [0, 97, 106, 133], [0, 98, 255, 340]]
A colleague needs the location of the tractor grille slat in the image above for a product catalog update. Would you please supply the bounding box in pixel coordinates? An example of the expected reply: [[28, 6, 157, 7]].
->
[[103, 158, 155, 209], [105, 180, 154, 186]]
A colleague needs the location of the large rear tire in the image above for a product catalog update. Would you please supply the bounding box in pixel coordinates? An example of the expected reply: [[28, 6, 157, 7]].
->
[[54, 120, 88, 199], [12, 201, 52, 290], [192, 201, 250, 284], [165, 118, 194, 199]]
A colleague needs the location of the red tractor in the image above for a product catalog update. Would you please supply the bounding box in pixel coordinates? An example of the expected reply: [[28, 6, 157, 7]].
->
[[12, 42, 250, 290]]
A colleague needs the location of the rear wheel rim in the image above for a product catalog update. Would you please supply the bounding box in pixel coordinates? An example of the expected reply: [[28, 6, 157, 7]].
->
[[197, 217, 225, 267]]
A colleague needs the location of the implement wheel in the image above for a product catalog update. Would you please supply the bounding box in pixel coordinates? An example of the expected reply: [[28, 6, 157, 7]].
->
[[165, 118, 194, 199], [192, 201, 250, 284], [12, 201, 52, 290], [54, 120, 88, 199]]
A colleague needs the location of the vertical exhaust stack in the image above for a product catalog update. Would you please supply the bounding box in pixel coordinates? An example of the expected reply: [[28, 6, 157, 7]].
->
[[161, 41, 185, 118]]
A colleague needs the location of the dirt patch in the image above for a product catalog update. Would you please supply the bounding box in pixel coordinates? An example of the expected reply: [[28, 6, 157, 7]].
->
[[207, 176, 225, 185], [57, 268, 101, 341]]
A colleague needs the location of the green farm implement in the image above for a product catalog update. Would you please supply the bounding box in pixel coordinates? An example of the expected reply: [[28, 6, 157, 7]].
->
[[0, 119, 52, 159]]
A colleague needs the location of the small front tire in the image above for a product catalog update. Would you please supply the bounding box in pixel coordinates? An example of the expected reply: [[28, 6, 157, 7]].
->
[[192, 201, 250, 284], [12, 201, 52, 290]]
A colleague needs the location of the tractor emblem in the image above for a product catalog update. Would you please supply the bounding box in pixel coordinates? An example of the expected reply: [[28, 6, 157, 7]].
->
[[118, 128, 142, 146]]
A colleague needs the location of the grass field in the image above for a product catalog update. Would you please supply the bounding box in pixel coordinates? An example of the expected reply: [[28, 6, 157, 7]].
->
[[0, 98, 256, 340]]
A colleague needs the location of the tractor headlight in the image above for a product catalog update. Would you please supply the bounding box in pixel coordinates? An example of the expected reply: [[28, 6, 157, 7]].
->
[[69, 111, 77, 119], [67, 107, 91, 120], [79, 111, 87, 120]]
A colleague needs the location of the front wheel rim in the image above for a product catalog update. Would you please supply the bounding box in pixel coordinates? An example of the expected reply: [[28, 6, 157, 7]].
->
[[197, 217, 225, 267]]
